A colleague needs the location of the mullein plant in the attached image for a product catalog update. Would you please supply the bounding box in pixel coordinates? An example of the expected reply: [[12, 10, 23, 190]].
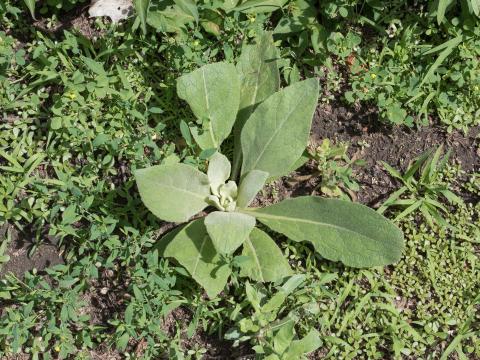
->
[[135, 32, 404, 297]]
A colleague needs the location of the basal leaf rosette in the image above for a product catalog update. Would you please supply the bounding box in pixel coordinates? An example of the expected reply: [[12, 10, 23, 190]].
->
[[134, 32, 404, 298]]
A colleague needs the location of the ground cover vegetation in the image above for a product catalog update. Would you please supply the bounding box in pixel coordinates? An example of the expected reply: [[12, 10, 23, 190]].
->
[[0, 0, 478, 358]]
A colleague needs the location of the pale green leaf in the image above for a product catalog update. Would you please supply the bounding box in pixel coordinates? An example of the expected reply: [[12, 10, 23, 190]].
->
[[237, 170, 269, 208], [273, 320, 295, 355], [190, 125, 216, 149], [240, 228, 293, 282], [222, 0, 240, 11], [174, 0, 199, 23], [286, 329, 322, 357], [232, 32, 280, 178], [242, 197, 404, 268], [219, 181, 238, 203], [472, 0, 480, 16], [241, 79, 319, 179], [158, 219, 231, 298], [23, 0, 36, 19], [207, 152, 231, 195], [134, 0, 150, 34], [147, 8, 193, 33], [233, 0, 289, 13], [437, 0, 450, 24], [177, 63, 240, 149], [204, 211, 255, 254], [135, 164, 210, 223]]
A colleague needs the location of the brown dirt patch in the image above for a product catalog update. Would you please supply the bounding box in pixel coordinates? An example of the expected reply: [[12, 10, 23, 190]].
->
[[32, 4, 105, 40], [311, 103, 479, 206], [0, 224, 64, 278]]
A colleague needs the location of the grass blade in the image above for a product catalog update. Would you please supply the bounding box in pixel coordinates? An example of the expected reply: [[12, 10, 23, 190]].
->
[[134, 0, 150, 34], [394, 200, 422, 221], [381, 161, 404, 181], [404, 150, 432, 181], [437, 0, 449, 24], [418, 35, 463, 88]]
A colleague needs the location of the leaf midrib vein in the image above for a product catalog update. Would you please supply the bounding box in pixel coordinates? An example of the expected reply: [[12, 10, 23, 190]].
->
[[247, 88, 305, 172], [160, 183, 207, 201], [246, 238, 264, 282], [192, 235, 208, 276], [202, 68, 218, 147], [241, 210, 369, 239]]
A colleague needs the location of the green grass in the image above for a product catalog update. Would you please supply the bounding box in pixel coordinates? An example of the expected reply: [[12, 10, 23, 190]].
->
[[0, 0, 479, 358]]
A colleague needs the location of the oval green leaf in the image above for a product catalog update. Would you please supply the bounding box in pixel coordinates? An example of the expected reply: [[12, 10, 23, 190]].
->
[[242, 196, 404, 268], [135, 163, 210, 223], [177, 62, 240, 149], [240, 228, 293, 282], [207, 152, 231, 195], [204, 211, 255, 254], [232, 31, 280, 178], [158, 219, 231, 298], [240, 78, 319, 179]]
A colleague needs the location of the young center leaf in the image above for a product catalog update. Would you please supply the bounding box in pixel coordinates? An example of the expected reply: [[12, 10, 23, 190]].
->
[[157, 219, 231, 298], [236, 170, 269, 208], [241, 196, 404, 268], [240, 228, 293, 282], [207, 152, 231, 195], [204, 212, 256, 254], [177, 62, 240, 149], [240, 78, 319, 179], [135, 163, 210, 223], [232, 32, 280, 178]]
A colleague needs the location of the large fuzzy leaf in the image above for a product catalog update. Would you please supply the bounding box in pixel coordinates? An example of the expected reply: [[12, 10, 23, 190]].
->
[[135, 163, 210, 223], [173, 0, 199, 23], [158, 219, 231, 298], [233, 0, 289, 13], [146, 8, 193, 33], [240, 79, 319, 179], [240, 228, 292, 282], [204, 211, 255, 254], [232, 32, 280, 178], [241, 197, 404, 268], [177, 63, 240, 149], [236, 170, 269, 208]]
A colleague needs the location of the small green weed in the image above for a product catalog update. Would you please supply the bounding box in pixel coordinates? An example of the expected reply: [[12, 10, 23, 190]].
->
[[378, 146, 463, 228], [308, 139, 364, 200], [226, 278, 322, 359]]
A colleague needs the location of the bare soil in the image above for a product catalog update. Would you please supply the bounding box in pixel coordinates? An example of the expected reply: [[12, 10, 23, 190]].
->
[[0, 224, 63, 278]]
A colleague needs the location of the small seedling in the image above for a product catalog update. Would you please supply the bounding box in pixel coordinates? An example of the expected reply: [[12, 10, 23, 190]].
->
[[378, 145, 463, 228], [308, 139, 365, 200], [226, 276, 322, 359]]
